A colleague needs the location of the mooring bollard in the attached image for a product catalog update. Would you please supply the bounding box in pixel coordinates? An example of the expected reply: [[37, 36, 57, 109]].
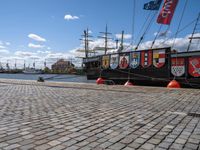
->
[[37, 77, 44, 82]]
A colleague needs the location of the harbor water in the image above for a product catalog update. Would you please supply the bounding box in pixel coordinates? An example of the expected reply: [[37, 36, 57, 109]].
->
[[0, 73, 95, 83]]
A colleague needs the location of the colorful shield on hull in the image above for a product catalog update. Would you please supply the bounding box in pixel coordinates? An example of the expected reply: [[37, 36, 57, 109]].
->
[[171, 58, 185, 77], [141, 50, 152, 68], [189, 57, 200, 77], [119, 54, 129, 69], [102, 55, 110, 69], [110, 54, 119, 69], [153, 49, 166, 68], [130, 52, 140, 69]]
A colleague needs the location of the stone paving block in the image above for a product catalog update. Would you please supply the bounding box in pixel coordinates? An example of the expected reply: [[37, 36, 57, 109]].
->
[[0, 142, 8, 148], [48, 145, 66, 150], [34, 144, 51, 150], [141, 143, 156, 150], [184, 143, 199, 150], [3, 143, 21, 150], [20, 143, 36, 150], [108, 142, 126, 150], [47, 140, 62, 146], [65, 145, 80, 150]]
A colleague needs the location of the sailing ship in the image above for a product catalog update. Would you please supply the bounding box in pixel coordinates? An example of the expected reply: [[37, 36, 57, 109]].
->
[[81, 0, 200, 88], [23, 68, 42, 74], [23, 61, 42, 74]]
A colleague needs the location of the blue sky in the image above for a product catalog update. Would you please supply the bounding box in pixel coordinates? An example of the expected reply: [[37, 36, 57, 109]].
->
[[0, 0, 200, 68]]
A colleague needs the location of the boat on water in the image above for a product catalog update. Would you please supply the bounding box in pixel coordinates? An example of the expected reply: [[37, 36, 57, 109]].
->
[[23, 68, 42, 74], [81, 0, 200, 88]]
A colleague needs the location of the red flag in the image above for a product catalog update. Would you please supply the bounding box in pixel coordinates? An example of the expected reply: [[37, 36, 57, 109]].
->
[[157, 0, 179, 25]]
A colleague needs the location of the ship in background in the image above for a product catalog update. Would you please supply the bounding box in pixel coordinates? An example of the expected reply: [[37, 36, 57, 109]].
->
[[23, 60, 43, 74], [80, 0, 200, 88]]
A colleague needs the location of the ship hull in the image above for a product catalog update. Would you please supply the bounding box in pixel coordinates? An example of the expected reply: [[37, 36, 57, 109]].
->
[[83, 47, 200, 88]]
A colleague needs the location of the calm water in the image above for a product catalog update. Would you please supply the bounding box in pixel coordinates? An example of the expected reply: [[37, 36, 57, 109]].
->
[[0, 73, 95, 83]]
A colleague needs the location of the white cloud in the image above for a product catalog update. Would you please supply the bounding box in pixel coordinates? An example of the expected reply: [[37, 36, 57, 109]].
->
[[28, 34, 46, 42], [136, 33, 200, 52], [0, 49, 10, 55], [5, 42, 11, 46], [0, 45, 6, 49], [15, 51, 37, 57], [115, 34, 132, 39], [64, 14, 79, 20], [28, 43, 45, 48], [37, 50, 51, 54]]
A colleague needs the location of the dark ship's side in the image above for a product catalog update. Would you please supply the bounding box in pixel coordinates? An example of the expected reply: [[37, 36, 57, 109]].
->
[[83, 47, 200, 87]]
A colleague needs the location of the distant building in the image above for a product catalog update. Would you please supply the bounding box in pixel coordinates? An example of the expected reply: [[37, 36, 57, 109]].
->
[[51, 59, 74, 73]]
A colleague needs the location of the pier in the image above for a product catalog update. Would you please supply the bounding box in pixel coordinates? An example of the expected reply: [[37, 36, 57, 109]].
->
[[0, 79, 200, 150]]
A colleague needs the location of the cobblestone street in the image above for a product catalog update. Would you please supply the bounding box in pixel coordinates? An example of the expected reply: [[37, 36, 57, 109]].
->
[[0, 79, 200, 150]]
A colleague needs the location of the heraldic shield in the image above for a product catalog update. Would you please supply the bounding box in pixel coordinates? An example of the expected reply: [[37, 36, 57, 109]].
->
[[141, 50, 152, 68], [153, 49, 166, 68], [130, 52, 140, 69], [189, 57, 200, 77], [171, 58, 185, 77], [102, 55, 110, 69], [119, 54, 129, 69], [110, 54, 119, 69]]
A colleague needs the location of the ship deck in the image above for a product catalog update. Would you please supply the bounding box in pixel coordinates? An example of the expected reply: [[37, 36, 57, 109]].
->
[[0, 79, 200, 150]]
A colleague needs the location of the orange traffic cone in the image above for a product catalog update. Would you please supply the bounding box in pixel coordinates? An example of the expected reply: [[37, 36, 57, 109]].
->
[[96, 77, 105, 85], [167, 80, 181, 88], [124, 80, 134, 86]]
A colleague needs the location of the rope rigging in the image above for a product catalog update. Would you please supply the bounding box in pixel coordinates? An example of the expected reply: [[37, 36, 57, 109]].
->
[[130, 0, 136, 46], [172, 0, 189, 49], [135, 11, 158, 50], [159, 19, 197, 45], [151, 24, 162, 49]]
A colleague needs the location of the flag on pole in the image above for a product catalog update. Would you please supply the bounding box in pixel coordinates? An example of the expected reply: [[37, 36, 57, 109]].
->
[[157, 0, 179, 25], [143, 0, 162, 10]]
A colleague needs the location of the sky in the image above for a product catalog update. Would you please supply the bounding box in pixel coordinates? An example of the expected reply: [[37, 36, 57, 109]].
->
[[0, 0, 200, 69]]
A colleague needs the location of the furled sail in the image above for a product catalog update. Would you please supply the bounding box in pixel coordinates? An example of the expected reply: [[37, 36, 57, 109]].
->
[[157, 0, 179, 25]]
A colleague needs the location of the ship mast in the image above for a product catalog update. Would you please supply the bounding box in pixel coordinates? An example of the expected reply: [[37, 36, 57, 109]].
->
[[98, 25, 112, 54], [187, 13, 200, 52], [80, 28, 93, 58], [118, 30, 124, 53]]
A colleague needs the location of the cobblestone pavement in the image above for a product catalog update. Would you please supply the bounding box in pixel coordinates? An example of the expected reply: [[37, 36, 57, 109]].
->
[[0, 79, 200, 150]]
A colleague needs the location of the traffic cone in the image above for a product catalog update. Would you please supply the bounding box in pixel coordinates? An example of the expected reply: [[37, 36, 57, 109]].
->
[[124, 80, 134, 86], [96, 77, 105, 85], [167, 79, 181, 88]]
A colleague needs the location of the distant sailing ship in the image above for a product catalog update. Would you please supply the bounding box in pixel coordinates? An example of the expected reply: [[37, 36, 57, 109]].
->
[[23, 61, 42, 74], [81, 0, 200, 88], [23, 68, 42, 74]]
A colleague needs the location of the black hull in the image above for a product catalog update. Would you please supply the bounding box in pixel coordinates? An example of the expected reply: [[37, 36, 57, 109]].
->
[[83, 47, 200, 88], [85, 68, 200, 88]]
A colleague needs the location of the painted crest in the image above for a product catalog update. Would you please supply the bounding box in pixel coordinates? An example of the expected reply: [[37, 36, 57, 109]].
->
[[102, 55, 110, 69], [119, 54, 129, 69], [189, 57, 200, 77], [110, 54, 119, 69], [141, 50, 152, 68], [171, 58, 185, 77], [130, 52, 140, 69], [153, 49, 166, 68]]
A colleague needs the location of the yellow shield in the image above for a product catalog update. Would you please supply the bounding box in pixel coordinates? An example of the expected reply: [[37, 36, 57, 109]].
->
[[102, 55, 110, 69]]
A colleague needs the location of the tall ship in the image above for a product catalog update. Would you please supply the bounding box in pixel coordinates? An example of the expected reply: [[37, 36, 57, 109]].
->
[[23, 61, 42, 74], [81, 0, 200, 88]]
